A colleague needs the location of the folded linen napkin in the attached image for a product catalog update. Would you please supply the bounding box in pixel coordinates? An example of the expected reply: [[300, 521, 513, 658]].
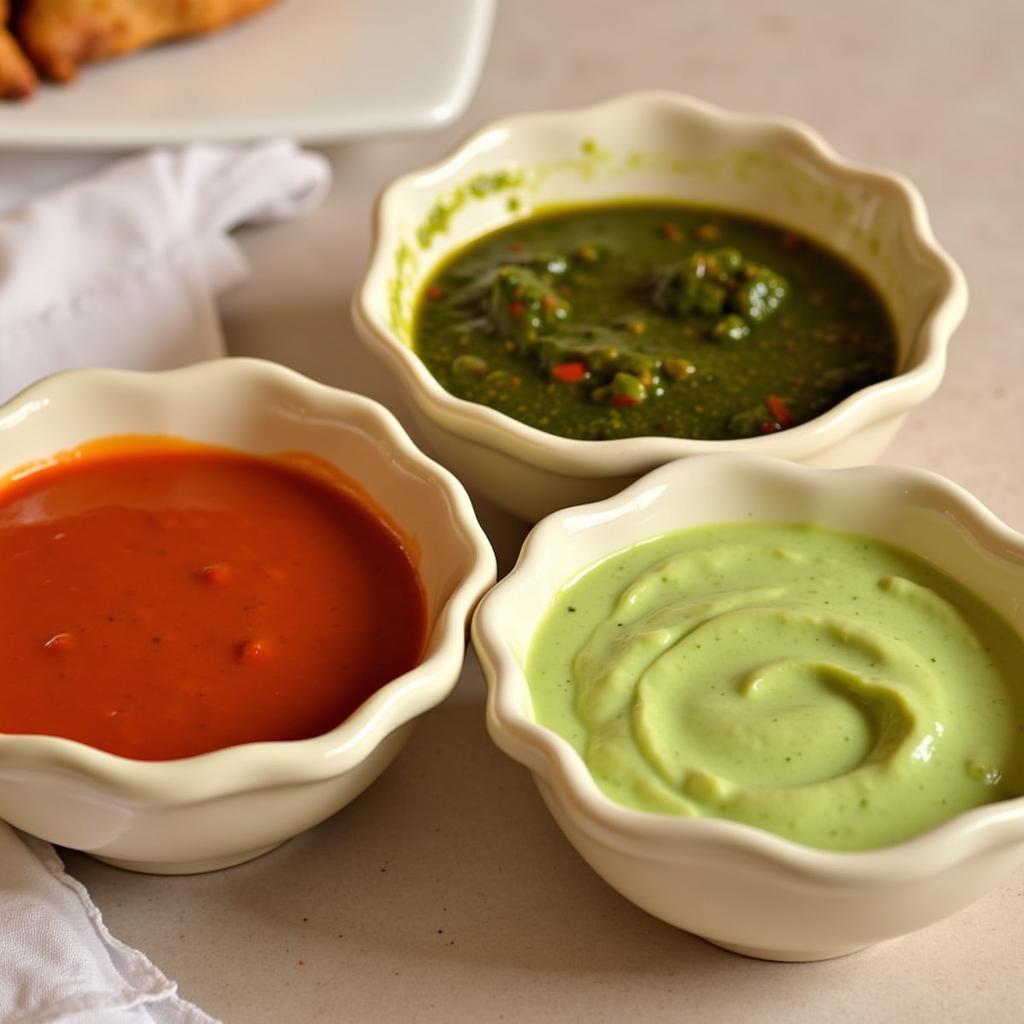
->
[[0, 138, 330, 403], [1, 825, 218, 1024], [0, 141, 330, 1022]]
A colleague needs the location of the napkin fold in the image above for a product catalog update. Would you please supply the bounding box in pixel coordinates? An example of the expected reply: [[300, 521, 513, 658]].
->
[[0, 138, 330, 404], [1, 825, 219, 1024], [0, 140, 330, 1022]]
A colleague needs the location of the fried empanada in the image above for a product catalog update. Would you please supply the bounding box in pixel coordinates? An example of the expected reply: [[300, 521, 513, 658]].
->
[[0, 2, 39, 98], [16, 0, 281, 82]]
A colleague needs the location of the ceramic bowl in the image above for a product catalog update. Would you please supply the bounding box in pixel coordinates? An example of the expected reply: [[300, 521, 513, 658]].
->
[[354, 91, 967, 522], [0, 358, 496, 874], [472, 455, 1024, 961]]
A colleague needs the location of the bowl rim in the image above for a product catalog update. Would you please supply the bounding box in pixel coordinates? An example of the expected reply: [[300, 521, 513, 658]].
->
[[354, 89, 969, 477], [472, 454, 1024, 885], [0, 357, 497, 803]]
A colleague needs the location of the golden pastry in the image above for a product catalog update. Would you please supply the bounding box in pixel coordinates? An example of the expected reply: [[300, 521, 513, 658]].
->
[[0, 2, 39, 99], [16, 0, 281, 83]]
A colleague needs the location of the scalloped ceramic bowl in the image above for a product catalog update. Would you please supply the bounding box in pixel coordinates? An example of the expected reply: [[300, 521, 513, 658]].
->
[[472, 455, 1024, 961], [0, 358, 495, 874], [354, 91, 967, 522]]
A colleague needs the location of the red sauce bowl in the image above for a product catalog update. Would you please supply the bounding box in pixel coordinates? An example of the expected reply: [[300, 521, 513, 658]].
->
[[0, 359, 495, 874]]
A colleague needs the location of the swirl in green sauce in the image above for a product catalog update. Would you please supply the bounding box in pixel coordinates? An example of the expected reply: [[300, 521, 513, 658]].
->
[[525, 523, 1024, 850]]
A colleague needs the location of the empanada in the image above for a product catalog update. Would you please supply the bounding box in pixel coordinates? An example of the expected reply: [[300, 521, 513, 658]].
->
[[16, 0, 281, 82], [0, 2, 39, 99]]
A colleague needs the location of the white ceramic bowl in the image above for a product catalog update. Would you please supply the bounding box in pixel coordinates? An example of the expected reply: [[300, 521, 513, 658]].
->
[[354, 91, 967, 522], [472, 455, 1024, 961], [0, 358, 496, 874]]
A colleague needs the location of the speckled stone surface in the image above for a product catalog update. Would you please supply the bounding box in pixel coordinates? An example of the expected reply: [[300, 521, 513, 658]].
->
[[62, 2, 1024, 1021]]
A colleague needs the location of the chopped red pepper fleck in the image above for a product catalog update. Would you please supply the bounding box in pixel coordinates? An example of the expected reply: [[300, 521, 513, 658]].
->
[[551, 361, 587, 383], [425, 285, 444, 301], [508, 301, 525, 318], [44, 632, 74, 652], [199, 562, 231, 585], [611, 394, 641, 407], [661, 222, 683, 243], [541, 294, 560, 312], [238, 639, 268, 664], [765, 394, 794, 428]]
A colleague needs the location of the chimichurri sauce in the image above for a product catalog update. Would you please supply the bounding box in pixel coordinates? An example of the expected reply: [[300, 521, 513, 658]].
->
[[414, 204, 898, 441]]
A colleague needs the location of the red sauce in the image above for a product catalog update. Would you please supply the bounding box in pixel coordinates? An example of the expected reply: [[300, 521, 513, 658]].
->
[[0, 440, 427, 760]]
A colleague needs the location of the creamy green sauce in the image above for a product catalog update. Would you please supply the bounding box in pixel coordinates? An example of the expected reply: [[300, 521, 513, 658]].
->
[[526, 522, 1024, 850]]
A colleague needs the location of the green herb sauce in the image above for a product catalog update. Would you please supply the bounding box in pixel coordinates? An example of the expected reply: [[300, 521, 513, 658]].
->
[[414, 204, 898, 440]]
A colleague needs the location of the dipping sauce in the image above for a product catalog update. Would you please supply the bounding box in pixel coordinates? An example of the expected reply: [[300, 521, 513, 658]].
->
[[0, 440, 427, 760], [526, 522, 1024, 850], [415, 204, 897, 440]]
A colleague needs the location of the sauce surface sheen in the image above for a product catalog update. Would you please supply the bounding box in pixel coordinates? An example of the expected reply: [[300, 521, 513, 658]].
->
[[0, 444, 427, 760], [526, 521, 1024, 850]]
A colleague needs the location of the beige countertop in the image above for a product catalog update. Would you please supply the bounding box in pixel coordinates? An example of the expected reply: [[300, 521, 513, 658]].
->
[[63, 2, 1024, 1020]]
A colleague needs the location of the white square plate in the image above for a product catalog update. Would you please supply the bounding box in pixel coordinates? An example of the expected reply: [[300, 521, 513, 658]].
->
[[0, 0, 495, 149]]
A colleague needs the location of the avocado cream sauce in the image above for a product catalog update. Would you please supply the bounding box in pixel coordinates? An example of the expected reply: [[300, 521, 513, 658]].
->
[[525, 522, 1024, 850], [415, 204, 897, 440]]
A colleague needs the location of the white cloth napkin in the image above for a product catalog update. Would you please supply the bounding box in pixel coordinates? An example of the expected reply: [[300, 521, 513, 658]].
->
[[1, 826, 219, 1024], [0, 141, 330, 1022], [0, 138, 330, 404]]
